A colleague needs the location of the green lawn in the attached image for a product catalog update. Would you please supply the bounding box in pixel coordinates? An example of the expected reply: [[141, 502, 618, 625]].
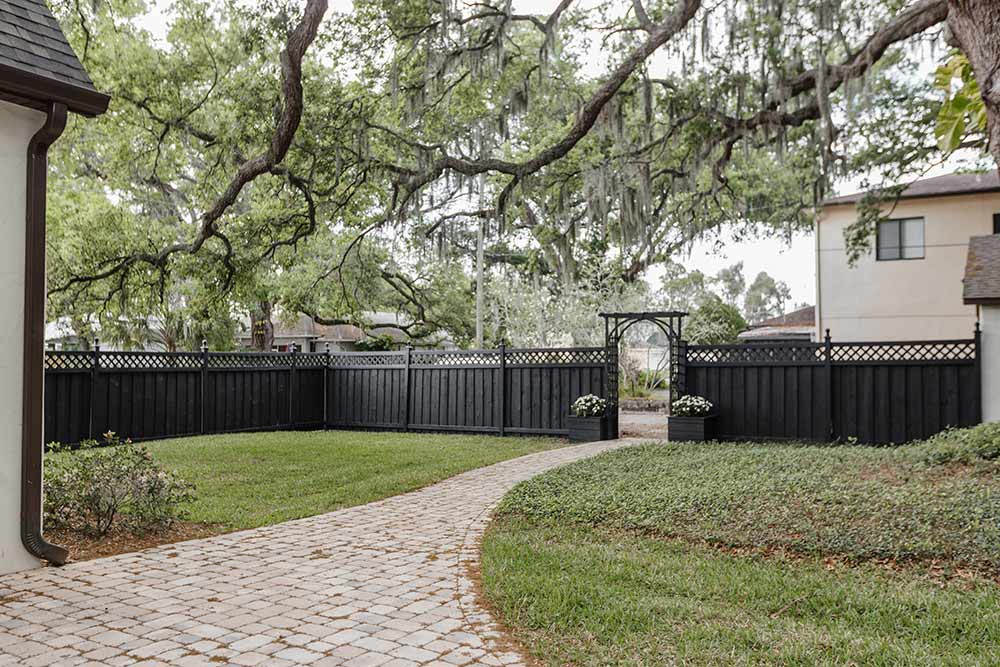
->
[[481, 426, 1000, 666], [146, 429, 564, 530]]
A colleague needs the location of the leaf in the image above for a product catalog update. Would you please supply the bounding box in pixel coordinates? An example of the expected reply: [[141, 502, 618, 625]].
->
[[936, 101, 967, 153]]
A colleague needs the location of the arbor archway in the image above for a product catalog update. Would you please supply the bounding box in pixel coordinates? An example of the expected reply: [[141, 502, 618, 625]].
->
[[600, 311, 688, 438]]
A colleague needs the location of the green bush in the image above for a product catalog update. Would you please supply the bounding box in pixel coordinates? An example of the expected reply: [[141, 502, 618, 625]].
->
[[45, 432, 195, 536], [911, 422, 1000, 465]]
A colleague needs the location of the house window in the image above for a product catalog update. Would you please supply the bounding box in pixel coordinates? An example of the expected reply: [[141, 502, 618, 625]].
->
[[993, 213, 1000, 234], [876, 218, 925, 260]]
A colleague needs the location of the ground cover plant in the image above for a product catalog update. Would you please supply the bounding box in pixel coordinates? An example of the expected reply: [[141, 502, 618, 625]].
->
[[482, 425, 1000, 666]]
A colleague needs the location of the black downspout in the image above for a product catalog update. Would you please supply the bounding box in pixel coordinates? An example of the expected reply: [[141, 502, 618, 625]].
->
[[21, 102, 69, 566]]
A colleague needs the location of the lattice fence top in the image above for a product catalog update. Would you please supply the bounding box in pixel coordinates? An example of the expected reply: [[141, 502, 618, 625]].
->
[[45, 351, 93, 370], [206, 353, 294, 369], [100, 351, 202, 370], [829, 340, 976, 362], [295, 353, 330, 368], [505, 347, 606, 365], [328, 352, 407, 367], [686, 339, 977, 364], [686, 344, 823, 364], [410, 350, 500, 366]]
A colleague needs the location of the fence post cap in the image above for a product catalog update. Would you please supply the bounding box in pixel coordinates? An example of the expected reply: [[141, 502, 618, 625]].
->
[[289, 342, 297, 353], [93, 337, 100, 351], [200, 339, 208, 352], [325, 342, 331, 353]]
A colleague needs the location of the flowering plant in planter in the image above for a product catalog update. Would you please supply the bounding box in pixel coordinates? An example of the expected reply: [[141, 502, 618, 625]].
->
[[568, 394, 610, 442], [672, 395, 713, 417], [668, 395, 716, 442], [571, 394, 607, 418]]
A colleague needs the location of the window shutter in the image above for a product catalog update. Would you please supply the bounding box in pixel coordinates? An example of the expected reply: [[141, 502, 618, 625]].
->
[[993, 213, 1000, 234]]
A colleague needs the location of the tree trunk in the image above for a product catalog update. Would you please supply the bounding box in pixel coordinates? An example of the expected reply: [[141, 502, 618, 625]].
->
[[948, 0, 1000, 171], [250, 300, 274, 351]]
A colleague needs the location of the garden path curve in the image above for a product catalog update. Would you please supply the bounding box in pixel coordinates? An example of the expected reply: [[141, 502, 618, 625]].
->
[[0, 438, 633, 667]]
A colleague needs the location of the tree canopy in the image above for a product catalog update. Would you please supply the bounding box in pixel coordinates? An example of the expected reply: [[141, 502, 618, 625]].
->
[[44, 0, 998, 348]]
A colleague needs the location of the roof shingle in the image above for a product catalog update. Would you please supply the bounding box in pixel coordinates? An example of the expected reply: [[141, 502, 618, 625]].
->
[[963, 235, 1000, 305], [824, 172, 1000, 206], [0, 0, 108, 115]]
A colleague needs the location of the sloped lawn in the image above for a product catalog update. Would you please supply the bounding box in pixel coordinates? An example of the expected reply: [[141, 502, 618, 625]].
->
[[49, 429, 564, 559], [481, 426, 1000, 666]]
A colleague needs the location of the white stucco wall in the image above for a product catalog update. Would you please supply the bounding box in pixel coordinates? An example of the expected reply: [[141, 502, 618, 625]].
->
[[983, 306, 1000, 423], [0, 100, 46, 575], [816, 194, 998, 341]]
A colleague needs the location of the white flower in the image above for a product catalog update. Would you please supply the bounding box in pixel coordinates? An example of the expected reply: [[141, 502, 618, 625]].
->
[[572, 394, 607, 418], [672, 395, 713, 417]]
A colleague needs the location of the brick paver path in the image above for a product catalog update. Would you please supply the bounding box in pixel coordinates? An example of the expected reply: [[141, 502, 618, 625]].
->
[[0, 439, 632, 666]]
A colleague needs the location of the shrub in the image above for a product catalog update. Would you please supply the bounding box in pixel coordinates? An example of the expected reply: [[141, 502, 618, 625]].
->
[[571, 394, 607, 418], [45, 432, 195, 536], [672, 395, 713, 417], [912, 423, 1000, 465]]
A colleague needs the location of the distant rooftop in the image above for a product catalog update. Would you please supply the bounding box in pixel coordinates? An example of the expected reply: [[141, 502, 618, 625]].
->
[[963, 235, 1000, 305], [0, 0, 109, 115], [823, 172, 1000, 206], [748, 305, 815, 329]]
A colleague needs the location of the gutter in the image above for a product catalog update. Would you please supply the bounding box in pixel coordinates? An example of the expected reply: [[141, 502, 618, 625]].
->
[[21, 102, 69, 566]]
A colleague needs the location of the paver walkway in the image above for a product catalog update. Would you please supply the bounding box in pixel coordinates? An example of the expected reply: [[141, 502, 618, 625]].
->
[[0, 439, 633, 667]]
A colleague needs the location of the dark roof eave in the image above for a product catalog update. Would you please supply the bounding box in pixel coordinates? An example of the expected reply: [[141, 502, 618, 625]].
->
[[964, 297, 1000, 306], [0, 63, 109, 117]]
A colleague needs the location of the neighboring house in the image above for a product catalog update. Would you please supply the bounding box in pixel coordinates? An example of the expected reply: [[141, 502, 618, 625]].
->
[[0, 0, 109, 573], [815, 172, 1000, 341], [738, 305, 816, 342], [963, 235, 1000, 422], [236, 314, 400, 352]]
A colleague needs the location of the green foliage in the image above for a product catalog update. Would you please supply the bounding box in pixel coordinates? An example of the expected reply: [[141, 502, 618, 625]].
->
[[934, 52, 988, 153], [743, 271, 791, 323], [45, 433, 195, 536], [355, 334, 396, 351], [911, 423, 1000, 466], [685, 295, 747, 344], [495, 440, 1000, 573]]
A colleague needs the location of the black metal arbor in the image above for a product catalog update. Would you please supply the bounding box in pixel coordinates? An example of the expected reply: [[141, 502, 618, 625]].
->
[[600, 311, 688, 437]]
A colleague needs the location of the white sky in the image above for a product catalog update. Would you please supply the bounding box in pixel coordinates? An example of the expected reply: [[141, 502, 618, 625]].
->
[[135, 0, 977, 310]]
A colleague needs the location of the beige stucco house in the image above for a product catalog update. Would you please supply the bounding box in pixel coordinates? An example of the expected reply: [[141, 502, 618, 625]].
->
[[815, 172, 1000, 341]]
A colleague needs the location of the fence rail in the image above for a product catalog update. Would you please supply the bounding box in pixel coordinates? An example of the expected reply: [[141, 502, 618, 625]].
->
[[682, 331, 981, 444], [44, 345, 608, 445]]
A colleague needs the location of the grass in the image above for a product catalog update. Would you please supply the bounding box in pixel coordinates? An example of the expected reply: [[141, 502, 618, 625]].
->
[[481, 425, 1000, 666], [145, 429, 564, 530]]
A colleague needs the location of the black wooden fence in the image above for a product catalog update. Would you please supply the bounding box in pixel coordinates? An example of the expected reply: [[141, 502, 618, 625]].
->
[[44, 345, 608, 445], [682, 331, 981, 444]]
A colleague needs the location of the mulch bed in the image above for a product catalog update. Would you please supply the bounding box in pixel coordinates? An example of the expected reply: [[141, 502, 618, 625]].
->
[[47, 522, 226, 562]]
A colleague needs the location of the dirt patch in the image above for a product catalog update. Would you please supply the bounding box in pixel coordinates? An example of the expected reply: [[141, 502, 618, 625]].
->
[[47, 522, 226, 562]]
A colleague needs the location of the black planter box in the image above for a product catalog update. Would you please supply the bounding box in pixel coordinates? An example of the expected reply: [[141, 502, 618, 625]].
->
[[567, 415, 608, 442], [667, 415, 715, 441]]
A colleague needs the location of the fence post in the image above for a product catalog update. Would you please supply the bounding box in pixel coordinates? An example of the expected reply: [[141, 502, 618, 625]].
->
[[323, 342, 330, 430], [498, 342, 506, 436], [402, 345, 412, 431], [974, 321, 983, 424], [289, 342, 298, 428], [200, 339, 208, 435], [88, 337, 100, 440], [825, 329, 835, 441]]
